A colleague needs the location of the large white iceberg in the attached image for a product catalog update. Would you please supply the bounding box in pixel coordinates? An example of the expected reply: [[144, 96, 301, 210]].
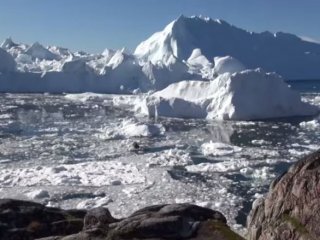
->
[[135, 15, 320, 79], [137, 69, 319, 120]]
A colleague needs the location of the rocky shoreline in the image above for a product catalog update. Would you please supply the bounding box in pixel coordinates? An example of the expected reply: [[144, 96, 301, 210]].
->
[[0, 150, 319, 240]]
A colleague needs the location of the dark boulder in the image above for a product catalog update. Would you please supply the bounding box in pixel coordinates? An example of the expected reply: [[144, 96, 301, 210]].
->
[[37, 203, 243, 240], [108, 203, 226, 239], [0, 199, 86, 240], [247, 150, 320, 240], [83, 207, 119, 235]]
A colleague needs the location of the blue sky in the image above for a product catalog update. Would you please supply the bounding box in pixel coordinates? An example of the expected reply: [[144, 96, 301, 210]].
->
[[0, 0, 319, 53]]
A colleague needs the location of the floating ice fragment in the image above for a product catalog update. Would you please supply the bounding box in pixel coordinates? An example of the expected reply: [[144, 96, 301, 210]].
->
[[25, 189, 50, 199], [299, 120, 319, 129], [201, 141, 242, 157]]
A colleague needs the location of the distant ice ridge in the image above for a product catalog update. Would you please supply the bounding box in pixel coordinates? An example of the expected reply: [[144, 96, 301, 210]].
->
[[137, 68, 319, 120], [0, 38, 202, 93], [1, 15, 320, 92]]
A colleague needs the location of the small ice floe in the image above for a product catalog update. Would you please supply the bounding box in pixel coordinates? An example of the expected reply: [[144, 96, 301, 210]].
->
[[0, 113, 12, 119], [299, 119, 320, 129], [201, 141, 242, 157], [120, 120, 165, 138], [251, 167, 275, 179], [186, 158, 250, 173], [64, 93, 107, 102], [288, 149, 312, 157], [147, 149, 193, 167], [76, 196, 113, 209], [251, 139, 272, 145], [25, 189, 50, 199], [97, 119, 165, 140]]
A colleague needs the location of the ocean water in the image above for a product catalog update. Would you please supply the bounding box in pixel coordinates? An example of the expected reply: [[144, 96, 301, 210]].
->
[[0, 81, 319, 234]]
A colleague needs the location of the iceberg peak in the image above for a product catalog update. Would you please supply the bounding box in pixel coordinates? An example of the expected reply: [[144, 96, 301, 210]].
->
[[135, 16, 320, 79], [25, 41, 59, 60], [1, 37, 18, 49]]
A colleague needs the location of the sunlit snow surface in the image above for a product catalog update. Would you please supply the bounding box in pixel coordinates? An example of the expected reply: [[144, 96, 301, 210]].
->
[[0, 85, 319, 235]]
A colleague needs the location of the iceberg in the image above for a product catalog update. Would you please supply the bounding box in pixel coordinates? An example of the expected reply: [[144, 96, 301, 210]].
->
[[135, 15, 320, 79], [137, 69, 319, 120], [0, 37, 18, 49]]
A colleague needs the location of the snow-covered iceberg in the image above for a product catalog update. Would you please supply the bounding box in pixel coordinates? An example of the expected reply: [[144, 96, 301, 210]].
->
[[135, 15, 320, 79], [137, 69, 319, 120]]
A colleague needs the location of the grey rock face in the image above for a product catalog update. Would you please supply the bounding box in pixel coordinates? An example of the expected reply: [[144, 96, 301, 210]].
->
[[247, 150, 320, 240]]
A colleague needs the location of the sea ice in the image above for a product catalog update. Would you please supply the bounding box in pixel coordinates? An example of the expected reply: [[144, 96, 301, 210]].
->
[[0, 161, 146, 187]]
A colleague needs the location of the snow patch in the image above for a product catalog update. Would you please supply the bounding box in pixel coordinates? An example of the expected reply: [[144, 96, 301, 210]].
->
[[213, 56, 246, 75]]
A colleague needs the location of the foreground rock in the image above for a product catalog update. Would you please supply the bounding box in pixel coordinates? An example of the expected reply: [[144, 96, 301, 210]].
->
[[0, 200, 243, 240], [0, 199, 86, 240], [41, 203, 243, 240], [247, 150, 320, 240]]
